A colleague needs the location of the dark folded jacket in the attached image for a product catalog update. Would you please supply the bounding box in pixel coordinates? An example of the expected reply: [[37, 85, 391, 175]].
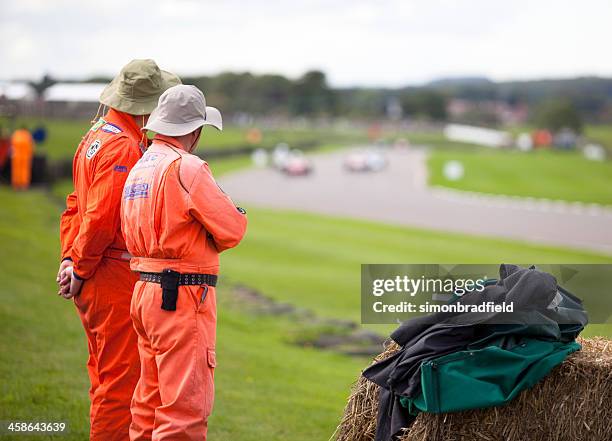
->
[[362, 264, 587, 441]]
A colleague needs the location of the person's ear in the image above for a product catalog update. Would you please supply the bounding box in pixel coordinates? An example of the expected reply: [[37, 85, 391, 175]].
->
[[193, 127, 202, 144]]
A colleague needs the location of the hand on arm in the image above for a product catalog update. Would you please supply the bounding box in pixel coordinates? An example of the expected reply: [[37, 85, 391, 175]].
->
[[187, 163, 247, 252], [59, 190, 79, 260], [57, 265, 83, 299]]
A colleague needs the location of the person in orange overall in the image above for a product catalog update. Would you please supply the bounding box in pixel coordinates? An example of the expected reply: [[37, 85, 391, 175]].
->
[[120, 85, 247, 440], [57, 60, 180, 441], [10, 127, 34, 190]]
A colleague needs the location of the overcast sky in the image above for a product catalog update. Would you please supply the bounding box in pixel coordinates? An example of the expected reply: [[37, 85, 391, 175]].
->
[[1, 0, 611, 87]]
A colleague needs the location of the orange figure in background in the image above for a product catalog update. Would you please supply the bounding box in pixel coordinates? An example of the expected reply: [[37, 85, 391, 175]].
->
[[10, 128, 34, 190], [246, 127, 263, 144], [121, 85, 246, 440], [532, 129, 553, 148]]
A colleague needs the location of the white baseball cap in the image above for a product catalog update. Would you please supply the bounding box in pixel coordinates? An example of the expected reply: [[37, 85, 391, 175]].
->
[[144, 84, 222, 136]]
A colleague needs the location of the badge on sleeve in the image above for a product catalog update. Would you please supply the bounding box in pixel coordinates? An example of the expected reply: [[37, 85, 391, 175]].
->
[[86, 140, 102, 159], [101, 123, 123, 134]]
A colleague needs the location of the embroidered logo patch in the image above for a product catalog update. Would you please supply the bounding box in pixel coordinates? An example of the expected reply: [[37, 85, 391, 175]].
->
[[114, 165, 128, 172], [123, 182, 149, 200], [90, 119, 105, 132], [85, 140, 102, 159], [101, 123, 123, 134]]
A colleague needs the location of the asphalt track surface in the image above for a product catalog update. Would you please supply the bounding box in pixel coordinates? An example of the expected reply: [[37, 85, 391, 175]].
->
[[219, 148, 612, 254]]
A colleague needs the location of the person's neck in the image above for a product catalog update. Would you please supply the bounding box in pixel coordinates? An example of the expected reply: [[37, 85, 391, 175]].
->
[[153, 134, 191, 152], [174, 135, 194, 152]]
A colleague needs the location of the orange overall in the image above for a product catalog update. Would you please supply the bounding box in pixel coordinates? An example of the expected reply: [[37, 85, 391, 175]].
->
[[59, 110, 144, 440], [10, 129, 34, 189], [120, 135, 247, 440]]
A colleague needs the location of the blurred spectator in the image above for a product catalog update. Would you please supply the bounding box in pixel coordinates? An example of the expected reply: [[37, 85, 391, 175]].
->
[[553, 128, 577, 150], [0, 125, 10, 169], [246, 127, 262, 144], [10, 126, 34, 190], [32, 124, 48, 145], [532, 129, 553, 148], [368, 123, 382, 141], [516, 132, 533, 151]]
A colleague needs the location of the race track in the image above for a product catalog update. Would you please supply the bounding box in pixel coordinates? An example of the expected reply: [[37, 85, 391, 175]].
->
[[219, 148, 612, 254]]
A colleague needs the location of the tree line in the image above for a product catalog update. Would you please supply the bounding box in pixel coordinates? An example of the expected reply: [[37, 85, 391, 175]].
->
[[30, 71, 612, 129]]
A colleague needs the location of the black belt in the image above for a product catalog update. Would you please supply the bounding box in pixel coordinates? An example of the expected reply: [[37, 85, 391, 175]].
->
[[139, 271, 218, 286], [139, 269, 217, 312]]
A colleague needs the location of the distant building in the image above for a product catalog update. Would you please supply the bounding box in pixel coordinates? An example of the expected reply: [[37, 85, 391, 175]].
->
[[45, 83, 105, 103], [0, 81, 36, 101], [0, 81, 37, 118], [43, 83, 105, 118], [0, 81, 106, 119], [447, 99, 528, 125]]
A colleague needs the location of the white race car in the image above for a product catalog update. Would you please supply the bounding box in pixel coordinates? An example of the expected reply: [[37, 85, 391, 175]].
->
[[281, 151, 313, 176], [344, 149, 387, 172]]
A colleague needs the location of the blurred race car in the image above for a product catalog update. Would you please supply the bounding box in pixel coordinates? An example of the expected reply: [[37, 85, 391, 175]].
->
[[344, 148, 387, 172], [276, 150, 311, 176]]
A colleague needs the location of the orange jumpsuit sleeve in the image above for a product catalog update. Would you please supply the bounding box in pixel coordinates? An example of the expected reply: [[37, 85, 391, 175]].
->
[[186, 162, 247, 252], [71, 138, 136, 279], [59, 190, 79, 260]]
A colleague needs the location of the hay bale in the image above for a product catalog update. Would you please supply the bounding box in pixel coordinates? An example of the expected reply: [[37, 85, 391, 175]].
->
[[333, 338, 611, 441]]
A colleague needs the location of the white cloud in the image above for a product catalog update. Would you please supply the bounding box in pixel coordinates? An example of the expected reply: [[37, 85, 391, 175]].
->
[[1, 0, 611, 86]]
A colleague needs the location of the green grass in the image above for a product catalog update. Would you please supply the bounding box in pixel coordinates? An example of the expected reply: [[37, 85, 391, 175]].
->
[[211, 304, 365, 441], [0, 189, 90, 439], [428, 149, 612, 205], [221, 208, 612, 326]]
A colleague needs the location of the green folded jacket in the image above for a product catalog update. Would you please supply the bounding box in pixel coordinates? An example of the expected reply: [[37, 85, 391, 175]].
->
[[400, 339, 581, 414]]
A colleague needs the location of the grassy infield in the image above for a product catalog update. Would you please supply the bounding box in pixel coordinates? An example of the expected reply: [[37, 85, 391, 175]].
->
[[425, 126, 612, 205], [0, 121, 611, 440], [428, 149, 612, 205]]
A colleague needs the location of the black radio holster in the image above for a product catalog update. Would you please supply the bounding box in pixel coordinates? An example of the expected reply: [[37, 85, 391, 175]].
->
[[161, 269, 180, 311]]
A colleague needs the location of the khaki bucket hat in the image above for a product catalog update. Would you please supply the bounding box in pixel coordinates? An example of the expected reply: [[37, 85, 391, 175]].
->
[[99, 59, 181, 115], [144, 85, 222, 136]]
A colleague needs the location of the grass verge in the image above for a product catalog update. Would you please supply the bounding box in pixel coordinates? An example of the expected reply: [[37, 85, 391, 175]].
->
[[428, 148, 612, 205]]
